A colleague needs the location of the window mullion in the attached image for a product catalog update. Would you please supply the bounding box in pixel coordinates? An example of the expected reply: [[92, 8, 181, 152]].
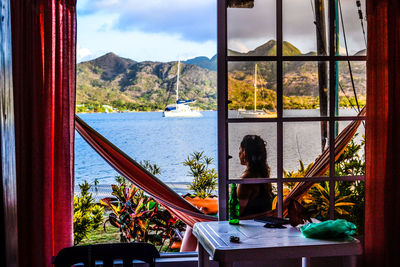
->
[[328, 0, 337, 220], [217, 0, 228, 221], [276, 0, 283, 218]]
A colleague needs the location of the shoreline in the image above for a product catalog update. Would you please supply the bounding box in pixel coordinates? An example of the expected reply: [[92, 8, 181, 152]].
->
[[75, 107, 361, 114]]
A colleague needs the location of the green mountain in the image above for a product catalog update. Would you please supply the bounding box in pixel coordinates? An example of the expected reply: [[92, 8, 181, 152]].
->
[[76, 41, 366, 112], [183, 55, 217, 71], [76, 53, 217, 111], [228, 40, 302, 56]]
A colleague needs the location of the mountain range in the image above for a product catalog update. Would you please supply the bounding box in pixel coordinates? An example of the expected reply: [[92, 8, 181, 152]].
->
[[76, 40, 366, 111]]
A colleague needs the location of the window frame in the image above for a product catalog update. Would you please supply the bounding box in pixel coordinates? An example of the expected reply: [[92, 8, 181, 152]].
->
[[217, 0, 366, 220]]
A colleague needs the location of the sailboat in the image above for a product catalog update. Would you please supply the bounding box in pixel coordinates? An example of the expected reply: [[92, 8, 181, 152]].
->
[[163, 60, 202, 118], [239, 64, 277, 118]]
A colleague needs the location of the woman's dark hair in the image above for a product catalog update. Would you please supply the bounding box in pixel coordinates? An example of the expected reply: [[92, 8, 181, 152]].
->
[[240, 135, 270, 178]]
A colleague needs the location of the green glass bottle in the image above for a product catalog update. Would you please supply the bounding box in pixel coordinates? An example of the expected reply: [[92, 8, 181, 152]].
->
[[229, 183, 240, 225]]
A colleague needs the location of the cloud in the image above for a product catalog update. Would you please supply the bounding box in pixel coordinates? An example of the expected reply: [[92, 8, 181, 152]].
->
[[227, 0, 366, 54], [77, 45, 93, 62], [78, 0, 216, 42]]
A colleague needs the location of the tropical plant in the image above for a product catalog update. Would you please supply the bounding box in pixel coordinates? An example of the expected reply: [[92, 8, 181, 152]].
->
[[139, 160, 161, 175], [302, 181, 355, 220], [74, 181, 104, 245], [100, 181, 185, 251], [277, 135, 365, 234], [183, 151, 218, 199]]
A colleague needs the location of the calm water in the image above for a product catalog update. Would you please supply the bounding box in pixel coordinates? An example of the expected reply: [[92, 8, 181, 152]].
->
[[75, 109, 362, 193]]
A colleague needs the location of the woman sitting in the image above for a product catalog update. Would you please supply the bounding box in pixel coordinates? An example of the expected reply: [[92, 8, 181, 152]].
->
[[238, 135, 273, 216], [181, 135, 273, 252]]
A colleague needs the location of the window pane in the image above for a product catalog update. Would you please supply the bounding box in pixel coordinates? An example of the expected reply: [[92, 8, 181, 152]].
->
[[337, 61, 366, 116], [283, 181, 331, 221], [338, 0, 367, 56], [228, 123, 277, 179], [227, 0, 276, 56], [283, 122, 329, 178], [335, 120, 365, 176], [229, 182, 277, 215], [335, 181, 364, 236], [283, 0, 329, 56], [283, 61, 329, 117], [228, 61, 277, 119]]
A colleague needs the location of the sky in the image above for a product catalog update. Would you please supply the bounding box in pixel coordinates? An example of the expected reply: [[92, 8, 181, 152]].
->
[[77, 0, 367, 63]]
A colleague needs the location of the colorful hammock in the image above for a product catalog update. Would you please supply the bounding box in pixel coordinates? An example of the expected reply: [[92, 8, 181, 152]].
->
[[75, 108, 365, 226]]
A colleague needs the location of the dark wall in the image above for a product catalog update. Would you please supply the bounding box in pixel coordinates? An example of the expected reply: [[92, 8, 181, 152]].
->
[[0, 0, 18, 266]]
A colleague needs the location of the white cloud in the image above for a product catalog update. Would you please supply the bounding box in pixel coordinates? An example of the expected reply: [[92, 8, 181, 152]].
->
[[78, 0, 216, 42], [77, 45, 93, 62]]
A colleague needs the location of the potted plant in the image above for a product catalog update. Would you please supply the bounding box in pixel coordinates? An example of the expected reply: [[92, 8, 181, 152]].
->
[[183, 151, 218, 215]]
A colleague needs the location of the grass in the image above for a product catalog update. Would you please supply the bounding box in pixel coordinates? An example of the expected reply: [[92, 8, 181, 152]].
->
[[77, 220, 181, 253], [78, 221, 120, 245]]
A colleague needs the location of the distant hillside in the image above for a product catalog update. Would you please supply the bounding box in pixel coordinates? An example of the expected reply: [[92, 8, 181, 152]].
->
[[76, 41, 366, 112], [77, 53, 217, 111], [228, 40, 302, 56], [183, 55, 217, 71]]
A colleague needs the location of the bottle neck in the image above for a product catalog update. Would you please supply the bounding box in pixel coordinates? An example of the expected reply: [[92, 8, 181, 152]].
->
[[230, 184, 237, 197]]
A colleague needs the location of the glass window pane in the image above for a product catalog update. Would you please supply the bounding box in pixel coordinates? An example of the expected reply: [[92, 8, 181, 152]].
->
[[337, 61, 366, 116], [335, 181, 364, 235], [228, 61, 277, 119], [335, 120, 365, 176], [283, 0, 329, 56], [229, 182, 277, 215], [338, 0, 367, 56], [283, 122, 329, 178], [283, 61, 329, 117], [282, 181, 331, 221], [228, 123, 277, 179], [227, 0, 276, 56]]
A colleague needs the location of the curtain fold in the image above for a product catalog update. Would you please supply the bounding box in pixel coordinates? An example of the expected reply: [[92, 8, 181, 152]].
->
[[11, 0, 76, 266], [365, 0, 400, 266]]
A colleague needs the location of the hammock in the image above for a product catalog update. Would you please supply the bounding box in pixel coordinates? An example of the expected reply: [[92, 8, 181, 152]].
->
[[75, 116, 216, 227], [243, 107, 366, 219], [75, 108, 365, 226]]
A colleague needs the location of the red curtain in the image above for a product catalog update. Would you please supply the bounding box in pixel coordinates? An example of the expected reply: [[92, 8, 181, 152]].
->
[[11, 0, 76, 266], [365, 0, 400, 266]]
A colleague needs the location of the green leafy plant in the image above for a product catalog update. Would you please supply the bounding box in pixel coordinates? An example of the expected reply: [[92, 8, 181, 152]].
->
[[183, 151, 218, 199], [101, 180, 185, 251], [302, 181, 355, 219], [282, 134, 365, 234], [74, 181, 104, 245], [101, 162, 184, 251], [139, 160, 161, 175]]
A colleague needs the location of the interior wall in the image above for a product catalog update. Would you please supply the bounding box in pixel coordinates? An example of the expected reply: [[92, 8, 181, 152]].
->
[[0, 0, 18, 266]]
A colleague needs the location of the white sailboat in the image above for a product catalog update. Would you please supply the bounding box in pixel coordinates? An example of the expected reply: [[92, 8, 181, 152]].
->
[[239, 64, 276, 118], [163, 60, 202, 118]]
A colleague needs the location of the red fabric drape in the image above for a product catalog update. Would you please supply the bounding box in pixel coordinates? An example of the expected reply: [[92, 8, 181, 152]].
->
[[365, 0, 400, 266], [11, 0, 76, 266]]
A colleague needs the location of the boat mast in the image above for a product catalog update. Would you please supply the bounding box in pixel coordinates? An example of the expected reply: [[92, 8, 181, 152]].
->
[[254, 64, 257, 112], [176, 60, 180, 102]]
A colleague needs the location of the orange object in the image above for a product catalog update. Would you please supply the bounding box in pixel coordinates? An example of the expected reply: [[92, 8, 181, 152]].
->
[[170, 241, 182, 250], [184, 196, 218, 215]]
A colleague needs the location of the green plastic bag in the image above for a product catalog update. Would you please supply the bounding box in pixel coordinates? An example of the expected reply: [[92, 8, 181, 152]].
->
[[300, 219, 357, 239]]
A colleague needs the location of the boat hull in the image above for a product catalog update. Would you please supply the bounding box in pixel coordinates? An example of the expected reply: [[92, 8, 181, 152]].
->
[[163, 110, 202, 117], [239, 110, 277, 118]]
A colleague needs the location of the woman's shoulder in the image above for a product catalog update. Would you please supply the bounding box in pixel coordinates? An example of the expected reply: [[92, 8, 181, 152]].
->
[[238, 183, 259, 198]]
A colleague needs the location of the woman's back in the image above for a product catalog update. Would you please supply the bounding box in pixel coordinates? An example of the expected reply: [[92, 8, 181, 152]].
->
[[240, 183, 272, 216]]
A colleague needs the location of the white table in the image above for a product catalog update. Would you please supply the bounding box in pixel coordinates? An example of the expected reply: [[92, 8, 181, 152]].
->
[[193, 220, 362, 267]]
